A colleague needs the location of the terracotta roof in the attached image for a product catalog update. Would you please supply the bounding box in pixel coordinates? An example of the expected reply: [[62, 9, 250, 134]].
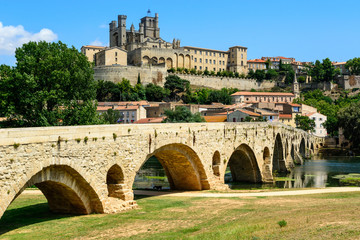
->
[[98, 101, 149, 106], [247, 59, 266, 63], [289, 103, 301, 107], [239, 109, 261, 117], [279, 114, 292, 119], [217, 111, 232, 115], [114, 106, 140, 110], [332, 62, 346, 65], [231, 92, 294, 96], [305, 112, 317, 117], [204, 116, 227, 122], [134, 118, 164, 123], [97, 106, 113, 111]]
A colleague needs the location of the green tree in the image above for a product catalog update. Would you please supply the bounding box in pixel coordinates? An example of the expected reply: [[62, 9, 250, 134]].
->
[[265, 59, 272, 70], [145, 83, 170, 101], [298, 76, 306, 83], [345, 57, 360, 75], [338, 101, 360, 148], [265, 69, 279, 80], [3, 41, 98, 127], [295, 115, 315, 132], [164, 75, 190, 101], [0, 65, 12, 116], [254, 70, 266, 81], [322, 58, 337, 81], [163, 106, 204, 123], [311, 60, 324, 82], [100, 109, 123, 124], [96, 80, 119, 101]]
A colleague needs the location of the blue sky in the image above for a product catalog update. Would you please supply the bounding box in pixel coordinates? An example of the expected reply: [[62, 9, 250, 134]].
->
[[1, 0, 359, 66]]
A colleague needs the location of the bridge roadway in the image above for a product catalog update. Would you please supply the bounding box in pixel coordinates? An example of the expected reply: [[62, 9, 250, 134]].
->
[[0, 122, 323, 218]]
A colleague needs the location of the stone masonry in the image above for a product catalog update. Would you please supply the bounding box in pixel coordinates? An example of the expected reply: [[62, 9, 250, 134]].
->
[[0, 122, 323, 219]]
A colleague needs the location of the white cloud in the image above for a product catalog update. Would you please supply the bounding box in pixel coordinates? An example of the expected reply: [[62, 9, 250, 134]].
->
[[89, 39, 104, 46], [0, 22, 58, 55], [99, 24, 107, 29]]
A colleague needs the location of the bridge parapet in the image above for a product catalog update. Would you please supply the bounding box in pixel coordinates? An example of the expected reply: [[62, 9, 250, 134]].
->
[[0, 122, 324, 218]]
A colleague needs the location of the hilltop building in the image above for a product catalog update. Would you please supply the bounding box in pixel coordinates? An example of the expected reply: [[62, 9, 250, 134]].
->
[[81, 12, 248, 74]]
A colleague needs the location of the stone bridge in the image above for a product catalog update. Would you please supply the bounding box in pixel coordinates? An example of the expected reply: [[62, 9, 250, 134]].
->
[[0, 122, 323, 218]]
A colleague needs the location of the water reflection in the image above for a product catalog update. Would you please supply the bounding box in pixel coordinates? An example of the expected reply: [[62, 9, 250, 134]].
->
[[228, 156, 360, 189], [134, 156, 360, 190]]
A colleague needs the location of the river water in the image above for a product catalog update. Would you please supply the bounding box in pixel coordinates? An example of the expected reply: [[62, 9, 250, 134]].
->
[[228, 156, 360, 189], [133, 156, 360, 190]]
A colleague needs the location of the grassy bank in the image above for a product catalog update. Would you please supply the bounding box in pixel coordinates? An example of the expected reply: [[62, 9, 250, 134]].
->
[[1, 192, 360, 239]]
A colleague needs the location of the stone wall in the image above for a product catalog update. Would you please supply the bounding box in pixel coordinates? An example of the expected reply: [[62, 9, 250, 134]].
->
[[0, 122, 323, 219], [93, 65, 276, 90], [338, 75, 360, 90]]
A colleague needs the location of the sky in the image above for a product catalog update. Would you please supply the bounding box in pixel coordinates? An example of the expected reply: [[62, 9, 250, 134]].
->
[[1, 0, 359, 66]]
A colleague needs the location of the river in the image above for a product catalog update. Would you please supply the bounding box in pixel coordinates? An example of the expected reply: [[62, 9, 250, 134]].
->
[[133, 156, 360, 190]]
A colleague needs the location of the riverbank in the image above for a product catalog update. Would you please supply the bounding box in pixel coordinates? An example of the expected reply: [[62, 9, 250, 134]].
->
[[1, 190, 360, 239]]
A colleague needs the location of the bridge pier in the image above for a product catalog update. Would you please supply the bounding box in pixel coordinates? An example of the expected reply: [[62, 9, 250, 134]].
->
[[0, 122, 323, 219]]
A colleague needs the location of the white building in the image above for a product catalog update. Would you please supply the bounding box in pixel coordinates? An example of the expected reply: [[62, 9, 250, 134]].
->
[[306, 112, 327, 137]]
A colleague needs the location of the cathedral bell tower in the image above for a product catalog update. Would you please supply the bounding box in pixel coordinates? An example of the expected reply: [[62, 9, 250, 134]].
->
[[292, 73, 300, 99]]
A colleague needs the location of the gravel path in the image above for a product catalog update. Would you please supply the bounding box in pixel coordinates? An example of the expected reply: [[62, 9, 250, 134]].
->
[[134, 187, 360, 197], [22, 187, 360, 198]]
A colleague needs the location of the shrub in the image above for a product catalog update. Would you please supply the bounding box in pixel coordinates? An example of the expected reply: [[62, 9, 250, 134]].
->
[[278, 219, 287, 228]]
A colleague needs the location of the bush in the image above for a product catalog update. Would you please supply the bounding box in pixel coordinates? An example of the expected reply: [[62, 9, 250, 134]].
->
[[278, 220, 287, 228]]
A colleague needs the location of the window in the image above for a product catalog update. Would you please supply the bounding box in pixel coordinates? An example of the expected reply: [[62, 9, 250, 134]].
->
[[319, 118, 323, 121], [312, 117, 316, 121], [195, 66, 197, 70], [200, 58, 202, 63], [209, 59, 212, 64], [206, 52, 208, 56], [195, 50, 197, 54], [115, 52, 118, 56], [219, 61, 221, 65], [214, 60, 216, 64], [195, 58, 197, 62], [241, 54, 243, 59], [205, 67, 208, 70], [223, 61, 225, 65], [115, 58, 117, 62], [206, 59, 208, 63], [200, 51, 202, 55], [210, 52, 212, 56], [232, 54, 234, 58], [191, 56, 193, 60], [213, 68, 216, 71], [200, 66, 202, 70]]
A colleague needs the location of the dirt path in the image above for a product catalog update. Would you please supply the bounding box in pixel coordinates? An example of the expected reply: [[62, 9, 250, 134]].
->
[[23, 187, 360, 198], [134, 187, 360, 197]]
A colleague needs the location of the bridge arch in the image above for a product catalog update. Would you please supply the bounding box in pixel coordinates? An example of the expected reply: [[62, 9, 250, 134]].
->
[[212, 151, 221, 177], [106, 164, 126, 200], [226, 144, 261, 183], [136, 143, 209, 190], [300, 138, 306, 157], [273, 133, 286, 172], [2, 165, 103, 218]]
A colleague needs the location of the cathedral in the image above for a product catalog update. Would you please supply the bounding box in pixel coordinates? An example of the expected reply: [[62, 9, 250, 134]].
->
[[81, 12, 248, 74]]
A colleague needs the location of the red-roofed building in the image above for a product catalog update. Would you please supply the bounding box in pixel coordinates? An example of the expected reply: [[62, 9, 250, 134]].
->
[[261, 56, 295, 70], [134, 117, 164, 124], [247, 59, 266, 72], [231, 91, 295, 104], [227, 109, 261, 122]]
